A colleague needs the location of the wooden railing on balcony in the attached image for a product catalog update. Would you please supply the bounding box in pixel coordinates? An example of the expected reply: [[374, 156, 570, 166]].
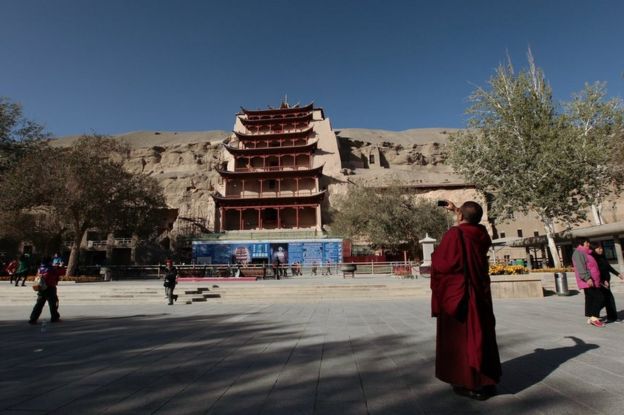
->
[[224, 189, 317, 199], [245, 127, 309, 135], [233, 165, 311, 173]]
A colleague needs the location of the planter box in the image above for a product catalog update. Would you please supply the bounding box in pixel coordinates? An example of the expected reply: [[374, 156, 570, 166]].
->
[[490, 275, 543, 298]]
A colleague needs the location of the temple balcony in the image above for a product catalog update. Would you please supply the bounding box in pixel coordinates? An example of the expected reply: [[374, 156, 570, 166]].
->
[[212, 229, 322, 240], [223, 189, 318, 199], [234, 125, 313, 138], [229, 138, 313, 150], [220, 205, 320, 232], [233, 164, 312, 173], [246, 126, 309, 135]]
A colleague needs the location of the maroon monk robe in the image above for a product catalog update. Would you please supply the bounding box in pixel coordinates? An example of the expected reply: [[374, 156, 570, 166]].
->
[[430, 223, 502, 390]]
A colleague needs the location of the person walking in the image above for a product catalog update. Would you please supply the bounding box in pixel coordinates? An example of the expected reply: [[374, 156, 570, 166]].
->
[[52, 253, 64, 267], [14, 254, 29, 287], [5, 258, 18, 284], [29, 257, 61, 324], [273, 258, 282, 280], [572, 238, 605, 327], [161, 260, 178, 305], [430, 200, 501, 400], [591, 243, 623, 323]]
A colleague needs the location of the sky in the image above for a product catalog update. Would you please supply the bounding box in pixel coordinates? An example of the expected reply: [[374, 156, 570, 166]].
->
[[1, 0, 623, 137]]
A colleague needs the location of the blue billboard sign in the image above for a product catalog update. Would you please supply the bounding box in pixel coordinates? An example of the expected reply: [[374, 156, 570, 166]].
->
[[192, 239, 342, 265]]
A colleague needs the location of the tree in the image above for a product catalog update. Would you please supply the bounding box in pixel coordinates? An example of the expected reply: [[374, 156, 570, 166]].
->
[[0, 208, 67, 257], [0, 97, 49, 173], [1, 135, 167, 275], [0, 97, 51, 254], [448, 51, 624, 267], [330, 184, 448, 259], [564, 82, 624, 225]]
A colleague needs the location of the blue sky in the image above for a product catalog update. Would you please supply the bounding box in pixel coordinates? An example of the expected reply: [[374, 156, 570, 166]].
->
[[1, 0, 623, 137]]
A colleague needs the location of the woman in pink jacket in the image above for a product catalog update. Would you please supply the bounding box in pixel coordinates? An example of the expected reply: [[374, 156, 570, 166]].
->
[[571, 237, 605, 327]]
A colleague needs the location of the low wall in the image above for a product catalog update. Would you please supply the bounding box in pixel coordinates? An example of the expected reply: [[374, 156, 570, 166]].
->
[[490, 275, 544, 298]]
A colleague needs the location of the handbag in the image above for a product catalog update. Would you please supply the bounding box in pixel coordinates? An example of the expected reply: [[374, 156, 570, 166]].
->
[[33, 275, 47, 292], [455, 227, 470, 322]]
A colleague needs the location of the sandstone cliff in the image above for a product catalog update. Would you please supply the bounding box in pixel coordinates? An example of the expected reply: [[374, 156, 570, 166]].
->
[[52, 128, 470, 236]]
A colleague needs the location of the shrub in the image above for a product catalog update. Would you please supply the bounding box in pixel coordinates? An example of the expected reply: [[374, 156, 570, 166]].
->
[[489, 264, 528, 275]]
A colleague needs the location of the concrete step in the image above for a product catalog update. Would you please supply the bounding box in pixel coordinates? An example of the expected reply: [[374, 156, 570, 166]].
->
[[0, 279, 434, 305]]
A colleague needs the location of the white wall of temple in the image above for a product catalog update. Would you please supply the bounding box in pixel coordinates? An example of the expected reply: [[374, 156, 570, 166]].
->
[[311, 116, 342, 177]]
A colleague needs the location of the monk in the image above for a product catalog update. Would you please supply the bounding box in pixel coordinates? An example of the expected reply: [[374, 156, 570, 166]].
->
[[430, 201, 501, 400]]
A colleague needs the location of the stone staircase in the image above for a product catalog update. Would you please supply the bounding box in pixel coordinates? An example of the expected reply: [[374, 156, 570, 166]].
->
[[0, 277, 432, 306], [202, 282, 430, 303], [0, 282, 169, 305], [182, 287, 221, 303], [6, 274, 614, 306]]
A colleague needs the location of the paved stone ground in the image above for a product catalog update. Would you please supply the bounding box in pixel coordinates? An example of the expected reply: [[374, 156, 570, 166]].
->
[[2, 288, 624, 414]]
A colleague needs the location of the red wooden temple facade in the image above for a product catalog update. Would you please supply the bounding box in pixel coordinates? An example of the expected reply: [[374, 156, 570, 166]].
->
[[213, 102, 325, 232]]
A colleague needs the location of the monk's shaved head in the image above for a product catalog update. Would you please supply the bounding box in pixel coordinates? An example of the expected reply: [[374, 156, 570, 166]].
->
[[460, 201, 483, 224]]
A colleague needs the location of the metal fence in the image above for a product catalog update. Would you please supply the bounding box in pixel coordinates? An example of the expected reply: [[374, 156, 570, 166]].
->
[[98, 261, 419, 280]]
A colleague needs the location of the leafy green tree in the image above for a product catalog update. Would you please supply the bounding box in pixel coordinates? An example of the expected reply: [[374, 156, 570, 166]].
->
[[1, 135, 167, 275], [448, 52, 624, 267], [0, 97, 49, 173], [0, 97, 51, 253], [564, 82, 624, 224], [330, 184, 448, 259], [0, 208, 66, 257]]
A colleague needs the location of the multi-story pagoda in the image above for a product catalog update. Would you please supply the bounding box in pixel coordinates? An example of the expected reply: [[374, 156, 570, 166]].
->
[[213, 101, 328, 233]]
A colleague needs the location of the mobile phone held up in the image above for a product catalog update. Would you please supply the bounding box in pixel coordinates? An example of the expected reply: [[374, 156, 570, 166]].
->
[[437, 200, 448, 207]]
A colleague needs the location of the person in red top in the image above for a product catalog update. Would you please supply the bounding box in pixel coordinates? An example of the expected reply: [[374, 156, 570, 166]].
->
[[5, 259, 18, 284], [28, 256, 61, 325], [430, 201, 501, 400]]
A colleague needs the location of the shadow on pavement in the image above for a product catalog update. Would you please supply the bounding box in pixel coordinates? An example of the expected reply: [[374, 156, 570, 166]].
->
[[0, 310, 605, 415], [500, 335, 599, 394]]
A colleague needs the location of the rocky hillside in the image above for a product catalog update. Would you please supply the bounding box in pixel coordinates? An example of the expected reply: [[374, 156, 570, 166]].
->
[[335, 128, 463, 186], [52, 128, 466, 235]]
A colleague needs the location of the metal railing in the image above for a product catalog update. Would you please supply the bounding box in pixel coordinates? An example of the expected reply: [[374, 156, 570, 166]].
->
[[89, 261, 418, 280]]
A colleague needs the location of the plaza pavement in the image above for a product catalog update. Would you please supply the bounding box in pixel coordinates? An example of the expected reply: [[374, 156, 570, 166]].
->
[[1, 277, 624, 414]]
